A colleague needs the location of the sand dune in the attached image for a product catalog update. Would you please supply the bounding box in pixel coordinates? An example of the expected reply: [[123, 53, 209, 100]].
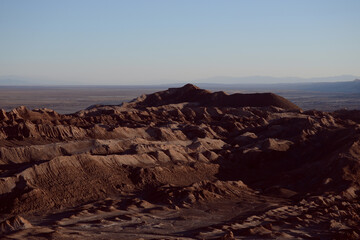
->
[[0, 84, 359, 239]]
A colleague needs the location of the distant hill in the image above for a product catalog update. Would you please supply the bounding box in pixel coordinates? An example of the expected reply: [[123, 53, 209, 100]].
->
[[0, 76, 53, 86], [286, 79, 360, 93], [125, 84, 300, 110], [0, 78, 29, 85], [196, 79, 360, 93], [196, 75, 360, 84]]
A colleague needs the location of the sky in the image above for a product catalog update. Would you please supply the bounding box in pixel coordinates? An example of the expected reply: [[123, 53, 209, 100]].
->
[[0, 0, 359, 85]]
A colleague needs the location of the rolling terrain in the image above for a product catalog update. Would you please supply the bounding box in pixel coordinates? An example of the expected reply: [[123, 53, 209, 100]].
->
[[0, 84, 360, 239]]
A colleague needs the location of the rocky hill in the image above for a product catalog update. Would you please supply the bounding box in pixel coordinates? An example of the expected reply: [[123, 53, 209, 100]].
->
[[124, 83, 301, 110], [0, 84, 359, 239]]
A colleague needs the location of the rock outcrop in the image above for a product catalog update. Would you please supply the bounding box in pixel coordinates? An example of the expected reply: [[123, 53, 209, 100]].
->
[[124, 83, 301, 110], [0, 84, 359, 239]]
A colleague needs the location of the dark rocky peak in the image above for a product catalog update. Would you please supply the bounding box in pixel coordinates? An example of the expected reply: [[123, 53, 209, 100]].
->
[[167, 83, 210, 96], [179, 83, 200, 90], [126, 84, 301, 110]]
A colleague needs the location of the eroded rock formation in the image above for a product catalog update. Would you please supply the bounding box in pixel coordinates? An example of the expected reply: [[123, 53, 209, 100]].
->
[[0, 84, 359, 239]]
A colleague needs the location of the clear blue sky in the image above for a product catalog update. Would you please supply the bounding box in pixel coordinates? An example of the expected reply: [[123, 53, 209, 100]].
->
[[0, 0, 359, 84]]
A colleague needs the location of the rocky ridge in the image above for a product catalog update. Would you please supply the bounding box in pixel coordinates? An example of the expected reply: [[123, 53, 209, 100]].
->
[[0, 84, 359, 239]]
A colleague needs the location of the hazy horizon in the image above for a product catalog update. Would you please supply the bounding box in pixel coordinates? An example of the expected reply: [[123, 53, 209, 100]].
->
[[0, 74, 359, 86], [1, 0, 360, 85]]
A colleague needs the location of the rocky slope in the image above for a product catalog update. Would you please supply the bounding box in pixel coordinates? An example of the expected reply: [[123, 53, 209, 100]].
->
[[0, 84, 359, 239], [124, 83, 301, 110]]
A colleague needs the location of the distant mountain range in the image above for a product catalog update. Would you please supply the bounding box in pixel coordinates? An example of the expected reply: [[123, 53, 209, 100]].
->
[[195, 79, 360, 93], [0, 78, 30, 85], [0, 76, 44, 85], [1, 75, 360, 93], [195, 75, 360, 84]]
